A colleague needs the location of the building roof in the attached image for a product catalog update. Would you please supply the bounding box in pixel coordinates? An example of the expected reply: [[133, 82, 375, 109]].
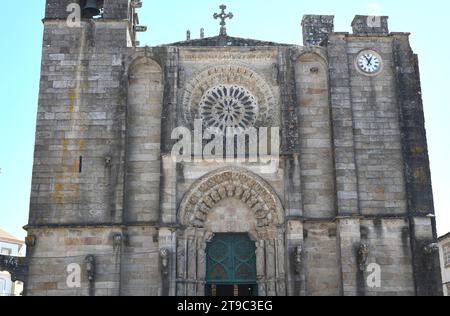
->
[[0, 229, 24, 245], [439, 232, 450, 242], [163, 35, 292, 47]]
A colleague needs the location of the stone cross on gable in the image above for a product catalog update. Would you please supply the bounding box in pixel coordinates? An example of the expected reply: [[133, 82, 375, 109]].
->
[[214, 4, 233, 36]]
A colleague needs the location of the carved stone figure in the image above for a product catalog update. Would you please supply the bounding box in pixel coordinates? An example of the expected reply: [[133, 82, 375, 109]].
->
[[113, 233, 123, 249], [85, 255, 96, 282], [357, 243, 370, 271], [160, 248, 170, 277], [105, 156, 112, 167], [294, 245, 303, 275], [423, 243, 439, 255]]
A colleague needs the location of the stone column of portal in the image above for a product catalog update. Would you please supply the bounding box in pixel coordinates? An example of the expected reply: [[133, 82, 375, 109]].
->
[[256, 240, 267, 296], [176, 232, 187, 296], [275, 231, 287, 295], [196, 237, 207, 296], [265, 240, 277, 296], [186, 231, 198, 296]]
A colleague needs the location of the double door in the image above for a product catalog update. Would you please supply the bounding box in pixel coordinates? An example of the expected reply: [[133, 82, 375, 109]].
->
[[205, 234, 257, 297]]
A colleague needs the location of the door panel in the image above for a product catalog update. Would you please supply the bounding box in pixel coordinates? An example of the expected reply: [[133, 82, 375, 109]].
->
[[206, 234, 257, 296]]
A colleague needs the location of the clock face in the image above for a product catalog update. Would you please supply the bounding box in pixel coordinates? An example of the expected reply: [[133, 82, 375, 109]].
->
[[357, 51, 382, 74]]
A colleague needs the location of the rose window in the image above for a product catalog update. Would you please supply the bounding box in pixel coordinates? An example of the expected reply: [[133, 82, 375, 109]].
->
[[199, 85, 259, 132]]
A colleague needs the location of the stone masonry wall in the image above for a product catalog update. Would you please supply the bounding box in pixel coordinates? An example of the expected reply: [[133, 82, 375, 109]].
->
[[30, 20, 129, 226], [26, 227, 122, 296], [346, 36, 407, 216], [125, 57, 163, 223], [26, 4, 441, 296], [294, 52, 336, 219]]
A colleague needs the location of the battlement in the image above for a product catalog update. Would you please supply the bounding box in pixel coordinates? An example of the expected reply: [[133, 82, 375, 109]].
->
[[302, 14, 390, 46], [301, 15, 334, 46], [352, 15, 389, 35]]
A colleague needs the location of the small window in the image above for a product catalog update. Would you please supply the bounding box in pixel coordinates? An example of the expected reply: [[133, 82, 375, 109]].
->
[[0, 248, 11, 255], [444, 244, 450, 267]]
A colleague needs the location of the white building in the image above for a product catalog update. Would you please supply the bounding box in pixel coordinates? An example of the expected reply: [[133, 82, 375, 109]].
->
[[0, 229, 25, 296], [439, 232, 450, 296]]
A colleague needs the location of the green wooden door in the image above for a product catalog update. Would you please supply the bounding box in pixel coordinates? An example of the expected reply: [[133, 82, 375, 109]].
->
[[206, 234, 257, 291]]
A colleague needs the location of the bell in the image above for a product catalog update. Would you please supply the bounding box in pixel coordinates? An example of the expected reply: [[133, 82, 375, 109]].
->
[[82, 0, 101, 19]]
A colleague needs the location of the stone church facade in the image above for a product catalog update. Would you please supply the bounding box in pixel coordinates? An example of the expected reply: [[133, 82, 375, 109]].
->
[[17, 0, 443, 296]]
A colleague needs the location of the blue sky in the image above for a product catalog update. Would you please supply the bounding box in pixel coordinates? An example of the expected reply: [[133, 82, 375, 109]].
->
[[0, 0, 448, 239]]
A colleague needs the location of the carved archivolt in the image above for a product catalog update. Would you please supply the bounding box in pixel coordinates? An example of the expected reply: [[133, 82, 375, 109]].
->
[[178, 167, 284, 228], [182, 64, 278, 129]]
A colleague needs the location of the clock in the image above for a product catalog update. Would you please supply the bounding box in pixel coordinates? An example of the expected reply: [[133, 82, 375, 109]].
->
[[356, 50, 383, 75]]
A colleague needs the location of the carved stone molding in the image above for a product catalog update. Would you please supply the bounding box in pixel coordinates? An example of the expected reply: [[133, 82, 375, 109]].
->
[[423, 242, 439, 255], [179, 50, 279, 62], [182, 64, 278, 129], [178, 167, 284, 229]]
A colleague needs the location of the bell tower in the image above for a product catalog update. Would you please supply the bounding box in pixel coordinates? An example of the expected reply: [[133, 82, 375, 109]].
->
[[26, 0, 147, 295], [44, 0, 145, 47], [31, 0, 147, 226]]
